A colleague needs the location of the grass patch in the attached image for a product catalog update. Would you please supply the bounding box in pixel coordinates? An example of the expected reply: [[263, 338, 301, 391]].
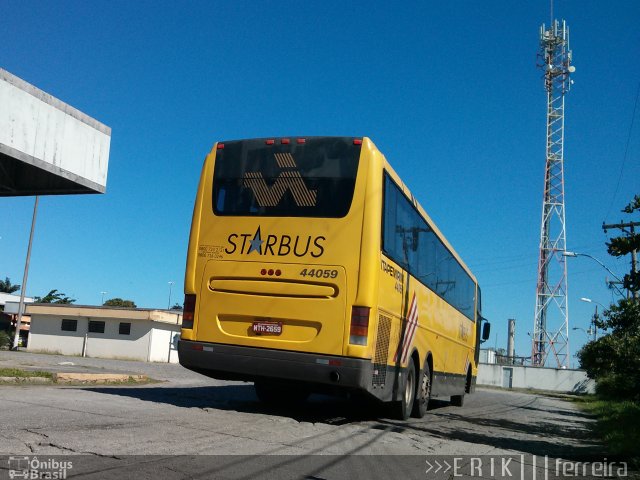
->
[[575, 395, 640, 467], [0, 368, 160, 386], [0, 367, 53, 379]]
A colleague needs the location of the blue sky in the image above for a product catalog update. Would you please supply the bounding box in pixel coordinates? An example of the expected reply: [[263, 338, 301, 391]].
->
[[1, 1, 638, 366]]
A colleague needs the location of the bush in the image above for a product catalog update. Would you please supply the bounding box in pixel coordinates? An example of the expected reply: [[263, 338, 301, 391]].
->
[[595, 374, 640, 401], [0, 330, 12, 350], [577, 298, 640, 401]]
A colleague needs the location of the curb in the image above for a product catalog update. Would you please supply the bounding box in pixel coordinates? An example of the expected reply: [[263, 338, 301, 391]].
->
[[0, 376, 52, 384], [53, 373, 149, 384], [0, 373, 149, 384]]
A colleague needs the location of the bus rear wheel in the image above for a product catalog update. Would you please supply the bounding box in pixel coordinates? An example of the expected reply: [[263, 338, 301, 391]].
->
[[412, 362, 431, 418], [391, 361, 416, 420]]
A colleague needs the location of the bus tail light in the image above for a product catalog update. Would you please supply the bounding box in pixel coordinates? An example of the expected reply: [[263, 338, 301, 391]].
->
[[182, 294, 196, 329], [349, 306, 370, 345]]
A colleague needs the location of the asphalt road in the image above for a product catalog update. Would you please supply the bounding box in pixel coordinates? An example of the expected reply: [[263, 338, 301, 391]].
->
[[0, 351, 606, 479]]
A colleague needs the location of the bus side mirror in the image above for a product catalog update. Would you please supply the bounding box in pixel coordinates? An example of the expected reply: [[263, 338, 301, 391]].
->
[[481, 322, 491, 342]]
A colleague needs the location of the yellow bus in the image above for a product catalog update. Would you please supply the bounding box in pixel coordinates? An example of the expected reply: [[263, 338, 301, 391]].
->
[[179, 136, 490, 419]]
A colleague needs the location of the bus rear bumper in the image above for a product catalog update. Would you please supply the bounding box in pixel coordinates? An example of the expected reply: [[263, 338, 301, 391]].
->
[[178, 340, 375, 393]]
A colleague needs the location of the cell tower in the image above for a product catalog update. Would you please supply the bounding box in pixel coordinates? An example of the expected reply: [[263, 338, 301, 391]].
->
[[532, 19, 575, 368]]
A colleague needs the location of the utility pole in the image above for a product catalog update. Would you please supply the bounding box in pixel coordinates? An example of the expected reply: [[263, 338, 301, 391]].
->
[[12, 196, 39, 350], [532, 19, 575, 368], [591, 306, 598, 342], [602, 221, 640, 299]]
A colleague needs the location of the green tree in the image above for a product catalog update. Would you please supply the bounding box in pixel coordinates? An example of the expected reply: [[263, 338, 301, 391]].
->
[[34, 289, 75, 304], [103, 298, 137, 308], [0, 277, 20, 294], [606, 194, 640, 295], [577, 194, 640, 400], [578, 299, 640, 399], [170, 303, 182, 310]]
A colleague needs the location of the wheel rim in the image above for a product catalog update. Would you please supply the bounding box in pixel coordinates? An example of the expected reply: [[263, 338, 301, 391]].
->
[[420, 370, 430, 404], [405, 366, 415, 406]]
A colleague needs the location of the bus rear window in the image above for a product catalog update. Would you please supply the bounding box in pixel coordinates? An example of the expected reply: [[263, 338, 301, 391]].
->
[[212, 137, 360, 218]]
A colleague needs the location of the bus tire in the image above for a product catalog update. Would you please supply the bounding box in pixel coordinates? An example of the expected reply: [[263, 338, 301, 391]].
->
[[254, 381, 309, 405], [450, 368, 470, 407], [391, 361, 416, 420], [412, 362, 431, 418]]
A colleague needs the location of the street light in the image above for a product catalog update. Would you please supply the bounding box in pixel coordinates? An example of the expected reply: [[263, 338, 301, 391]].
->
[[100, 291, 107, 305], [562, 251, 624, 295], [572, 326, 590, 334], [572, 326, 595, 338], [578, 297, 602, 341], [579, 297, 606, 310]]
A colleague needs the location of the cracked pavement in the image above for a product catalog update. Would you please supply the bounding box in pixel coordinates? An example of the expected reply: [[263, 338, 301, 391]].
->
[[0, 351, 607, 478]]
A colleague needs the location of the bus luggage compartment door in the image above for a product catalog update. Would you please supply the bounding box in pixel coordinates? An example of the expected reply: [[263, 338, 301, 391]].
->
[[195, 260, 347, 356]]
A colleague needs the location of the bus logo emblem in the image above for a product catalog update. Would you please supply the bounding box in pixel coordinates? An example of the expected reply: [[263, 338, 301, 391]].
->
[[243, 153, 317, 207]]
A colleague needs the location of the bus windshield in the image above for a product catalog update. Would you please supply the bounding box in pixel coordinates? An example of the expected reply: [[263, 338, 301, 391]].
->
[[212, 137, 360, 218]]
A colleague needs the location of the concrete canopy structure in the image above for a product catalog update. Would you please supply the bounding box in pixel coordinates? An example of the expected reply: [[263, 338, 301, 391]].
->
[[0, 68, 111, 196]]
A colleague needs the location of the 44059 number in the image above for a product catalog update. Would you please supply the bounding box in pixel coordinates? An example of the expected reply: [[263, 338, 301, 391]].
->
[[299, 268, 338, 279]]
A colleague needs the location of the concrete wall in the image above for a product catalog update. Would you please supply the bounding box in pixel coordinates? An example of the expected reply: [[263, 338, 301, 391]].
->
[[0, 68, 110, 194], [477, 363, 595, 394], [148, 325, 180, 364], [28, 315, 87, 356], [27, 314, 180, 362]]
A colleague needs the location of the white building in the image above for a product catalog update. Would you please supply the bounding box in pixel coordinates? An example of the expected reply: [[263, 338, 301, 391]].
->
[[22, 304, 182, 363]]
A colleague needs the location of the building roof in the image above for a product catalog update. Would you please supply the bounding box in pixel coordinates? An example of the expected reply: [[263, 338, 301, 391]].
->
[[6, 303, 182, 325], [0, 292, 34, 306]]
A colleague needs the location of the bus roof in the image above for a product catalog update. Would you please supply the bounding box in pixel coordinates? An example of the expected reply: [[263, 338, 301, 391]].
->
[[364, 137, 478, 285]]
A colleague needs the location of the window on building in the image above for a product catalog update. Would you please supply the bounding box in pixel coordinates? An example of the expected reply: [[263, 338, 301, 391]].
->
[[119, 322, 131, 335], [88, 320, 105, 333], [61, 319, 77, 332]]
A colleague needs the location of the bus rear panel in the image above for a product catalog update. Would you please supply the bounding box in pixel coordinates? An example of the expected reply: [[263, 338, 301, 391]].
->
[[179, 137, 377, 393]]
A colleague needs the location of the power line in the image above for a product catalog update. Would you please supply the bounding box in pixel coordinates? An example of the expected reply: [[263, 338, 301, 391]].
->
[[604, 80, 640, 220], [468, 242, 604, 269]]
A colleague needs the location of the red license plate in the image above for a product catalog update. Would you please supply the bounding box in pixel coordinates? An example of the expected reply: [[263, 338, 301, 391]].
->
[[252, 322, 283, 335]]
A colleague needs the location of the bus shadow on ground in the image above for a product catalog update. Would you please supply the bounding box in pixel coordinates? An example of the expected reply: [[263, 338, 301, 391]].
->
[[82, 384, 401, 424]]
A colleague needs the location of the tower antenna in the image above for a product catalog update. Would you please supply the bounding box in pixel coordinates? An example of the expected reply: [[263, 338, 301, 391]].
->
[[532, 18, 575, 368]]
